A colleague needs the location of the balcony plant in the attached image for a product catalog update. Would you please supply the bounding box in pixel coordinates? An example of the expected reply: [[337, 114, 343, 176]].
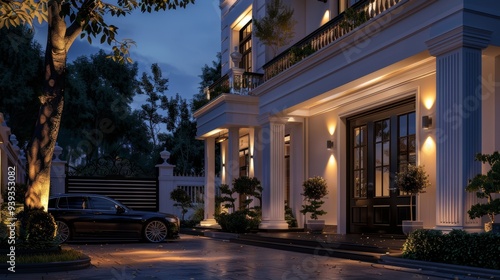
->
[[394, 164, 430, 235], [465, 152, 500, 233], [300, 176, 328, 233], [253, 0, 296, 58]]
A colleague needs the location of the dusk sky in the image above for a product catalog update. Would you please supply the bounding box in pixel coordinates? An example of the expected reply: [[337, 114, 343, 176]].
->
[[33, 0, 221, 105]]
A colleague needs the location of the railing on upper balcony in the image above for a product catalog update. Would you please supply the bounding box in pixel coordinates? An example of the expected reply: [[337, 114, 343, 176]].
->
[[204, 72, 264, 101], [263, 0, 402, 81]]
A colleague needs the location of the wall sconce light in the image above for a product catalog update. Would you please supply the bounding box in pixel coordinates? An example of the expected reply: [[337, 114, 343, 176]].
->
[[216, 134, 228, 143], [327, 140, 334, 150], [422, 115, 433, 130], [222, 163, 225, 167]]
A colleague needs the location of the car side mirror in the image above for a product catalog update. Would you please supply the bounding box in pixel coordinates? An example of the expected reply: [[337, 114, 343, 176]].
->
[[116, 205, 125, 214]]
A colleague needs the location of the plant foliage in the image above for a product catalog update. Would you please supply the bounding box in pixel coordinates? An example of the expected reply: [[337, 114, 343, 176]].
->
[[394, 164, 430, 221], [253, 0, 296, 57], [300, 176, 328, 220], [16, 208, 57, 250], [402, 229, 500, 270], [465, 152, 500, 223], [170, 188, 192, 221]]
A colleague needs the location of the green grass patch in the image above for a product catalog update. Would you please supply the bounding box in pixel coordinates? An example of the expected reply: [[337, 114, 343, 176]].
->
[[0, 248, 86, 264]]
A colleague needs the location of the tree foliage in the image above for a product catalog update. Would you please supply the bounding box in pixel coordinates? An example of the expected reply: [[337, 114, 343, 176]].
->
[[0, 26, 43, 146], [136, 63, 169, 148], [0, 0, 194, 211], [191, 53, 221, 112], [466, 152, 500, 223], [253, 0, 296, 57]]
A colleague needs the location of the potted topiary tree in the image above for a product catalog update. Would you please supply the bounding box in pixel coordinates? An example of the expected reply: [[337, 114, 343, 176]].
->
[[465, 152, 500, 233], [394, 164, 430, 235], [300, 176, 328, 233]]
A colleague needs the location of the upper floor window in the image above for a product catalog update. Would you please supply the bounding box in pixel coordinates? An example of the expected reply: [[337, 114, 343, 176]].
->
[[239, 20, 252, 72]]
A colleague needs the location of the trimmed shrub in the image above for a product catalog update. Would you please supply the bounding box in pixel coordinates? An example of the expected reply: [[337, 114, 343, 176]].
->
[[402, 229, 500, 269], [214, 210, 260, 233], [16, 208, 57, 250]]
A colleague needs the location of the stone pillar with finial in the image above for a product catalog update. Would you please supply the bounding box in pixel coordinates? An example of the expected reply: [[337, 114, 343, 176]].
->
[[229, 46, 244, 94], [156, 149, 176, 214], [50, 143, 67, 195]]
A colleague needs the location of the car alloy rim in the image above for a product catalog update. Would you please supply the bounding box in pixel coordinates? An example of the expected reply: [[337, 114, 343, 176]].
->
[[145, 220, 168, 242], [56, 221, 70, 243]]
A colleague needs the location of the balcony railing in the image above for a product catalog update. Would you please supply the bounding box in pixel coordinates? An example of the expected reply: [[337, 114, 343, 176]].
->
[[205, 72, 264, 100], [263, 0, 402, 81]]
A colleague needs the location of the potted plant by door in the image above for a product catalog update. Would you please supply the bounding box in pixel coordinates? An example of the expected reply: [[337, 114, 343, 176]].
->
[[394, 164, 430, 235], [465, 152, 500, 233], [300, 176, 328, 233]]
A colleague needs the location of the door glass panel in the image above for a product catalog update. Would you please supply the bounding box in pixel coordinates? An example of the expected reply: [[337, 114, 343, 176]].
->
[[353, 126, 367, 198], [374, 119, 390, 197], [398, 112, 417, 196]]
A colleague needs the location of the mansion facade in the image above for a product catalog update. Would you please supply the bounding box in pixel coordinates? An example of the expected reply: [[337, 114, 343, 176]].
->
[[194, 0, 500, 234]]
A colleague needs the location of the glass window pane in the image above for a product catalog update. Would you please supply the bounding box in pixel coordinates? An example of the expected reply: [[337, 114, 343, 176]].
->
[[375, 121, 382, 142], [383, 119, 390, 141], [399, 115, 407, 137], [354, 147, 360, 169], [383, 141, 390, 165], [375, 143, 382, 167], [360, 170, 366, 197], [383, 167, 390, 197], [375, 167, 382, 197], [408, 112, 416, 135]]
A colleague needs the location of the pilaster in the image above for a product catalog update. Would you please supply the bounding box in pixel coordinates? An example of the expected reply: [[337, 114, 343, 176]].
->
[[426, 26, 492, 231]]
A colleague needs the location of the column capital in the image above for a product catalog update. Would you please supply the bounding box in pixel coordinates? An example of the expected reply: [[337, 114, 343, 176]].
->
[[258, 113, 288, 126], [426, 26, 492, 57]]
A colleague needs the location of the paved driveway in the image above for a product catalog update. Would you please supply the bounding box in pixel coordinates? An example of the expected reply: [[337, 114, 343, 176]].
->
[[2, 234, 449, 279]]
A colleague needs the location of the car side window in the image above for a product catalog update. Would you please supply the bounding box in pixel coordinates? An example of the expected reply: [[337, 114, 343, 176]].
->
[[57, 197, 68, 209], [67, 196, 88, 209], [88, 197, 117, 211]]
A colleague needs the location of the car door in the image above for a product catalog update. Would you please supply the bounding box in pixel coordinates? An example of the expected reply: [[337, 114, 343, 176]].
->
[[57, 196, 94, 237], [88, 196, 142, 239]]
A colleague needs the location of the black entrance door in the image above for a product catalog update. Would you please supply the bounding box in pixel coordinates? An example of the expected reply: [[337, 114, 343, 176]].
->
[[348, 99, 416, 234]]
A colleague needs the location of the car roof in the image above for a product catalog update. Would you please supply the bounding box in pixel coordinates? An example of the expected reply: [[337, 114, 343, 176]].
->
[[50, 193, 113, 199]]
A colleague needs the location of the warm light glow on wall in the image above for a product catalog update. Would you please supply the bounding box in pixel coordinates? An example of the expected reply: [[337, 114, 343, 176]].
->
[[321, 10, 330, 26], [422, 135, 436, 156], [423, 96, 435, 110], [327, 120, 336, 136]]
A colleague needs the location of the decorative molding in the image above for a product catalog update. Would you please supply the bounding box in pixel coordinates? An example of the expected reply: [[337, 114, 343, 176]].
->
[[426, 26, 492, 57]]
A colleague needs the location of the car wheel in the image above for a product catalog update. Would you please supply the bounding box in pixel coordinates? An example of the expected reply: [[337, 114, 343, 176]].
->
[[144, 220, 168, 243], [55, 221, 71, 243]]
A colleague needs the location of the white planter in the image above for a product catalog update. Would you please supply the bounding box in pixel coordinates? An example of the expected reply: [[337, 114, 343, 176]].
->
[[306, 220, 325, 233], [402, 220, 423, 235]]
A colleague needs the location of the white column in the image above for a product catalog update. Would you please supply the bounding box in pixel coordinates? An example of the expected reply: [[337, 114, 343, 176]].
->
[[227, 127, 240, 208], [259, 115, 288, 229], [201, 137, 218, 227], [426, 26, 492, 231], [50, 144, 66, 195], [289, 120, 305, 229], [157, 150, 175, 214]]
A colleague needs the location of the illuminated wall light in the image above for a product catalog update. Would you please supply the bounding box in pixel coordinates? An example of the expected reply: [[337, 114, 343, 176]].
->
[[327, 140, 335, 150], [422, 115, 433, 130], [423, 96, 435, 110]]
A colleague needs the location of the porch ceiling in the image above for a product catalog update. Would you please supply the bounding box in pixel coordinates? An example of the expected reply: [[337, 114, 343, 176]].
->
[[194, 94, 259, 139]]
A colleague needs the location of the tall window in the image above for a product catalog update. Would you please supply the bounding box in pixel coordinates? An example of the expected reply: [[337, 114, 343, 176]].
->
[[239, 21, 252, 72]]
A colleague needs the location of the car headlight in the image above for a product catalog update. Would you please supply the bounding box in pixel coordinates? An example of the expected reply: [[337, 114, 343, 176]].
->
[[165, 217, 178, 224]]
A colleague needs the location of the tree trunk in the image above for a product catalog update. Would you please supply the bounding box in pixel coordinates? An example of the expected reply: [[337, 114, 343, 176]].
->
[[25, 3, 67, 211]]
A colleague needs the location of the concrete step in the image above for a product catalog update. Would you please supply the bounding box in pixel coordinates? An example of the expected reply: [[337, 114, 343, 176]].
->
[[232, 234, 394, 263]]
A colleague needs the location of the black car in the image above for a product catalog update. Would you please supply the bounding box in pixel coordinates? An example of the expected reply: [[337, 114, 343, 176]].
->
[[48, 193, 180, 243]]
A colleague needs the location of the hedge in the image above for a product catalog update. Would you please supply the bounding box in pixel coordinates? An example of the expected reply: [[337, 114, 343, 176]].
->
[[402, 229, 500, 270]]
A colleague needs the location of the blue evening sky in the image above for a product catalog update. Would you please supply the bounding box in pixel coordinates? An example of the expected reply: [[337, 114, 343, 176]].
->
[[33, 0, 221, 104]]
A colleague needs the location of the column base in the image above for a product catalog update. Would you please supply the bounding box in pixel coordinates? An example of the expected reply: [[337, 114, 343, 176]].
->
[[434, 225, 483, 233], [259, 220, 289, 230], [199, 219, 220, 228]]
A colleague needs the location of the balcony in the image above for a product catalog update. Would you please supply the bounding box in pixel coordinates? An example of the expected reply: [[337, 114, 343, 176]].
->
[[264, 0, 402, 81], [204, 0, 402, 102], [204, 72, 264, 101]]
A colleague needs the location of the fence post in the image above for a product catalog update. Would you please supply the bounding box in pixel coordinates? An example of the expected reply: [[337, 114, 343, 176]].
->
[[157, 149, 176, 214], [50, 143, 67, 195]]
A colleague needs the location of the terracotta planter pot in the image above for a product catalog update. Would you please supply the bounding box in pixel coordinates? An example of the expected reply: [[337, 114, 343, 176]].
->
[[402, 220, 423, 235], [306, 220, 325, 233]]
